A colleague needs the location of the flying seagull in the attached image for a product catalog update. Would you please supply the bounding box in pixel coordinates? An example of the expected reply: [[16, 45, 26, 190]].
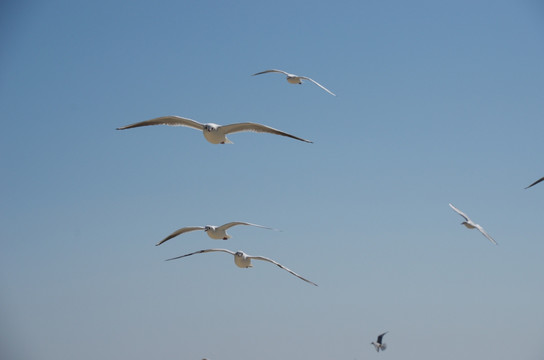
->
[[525, 176, 544, 189], [165, 248, 318, 286], [371, 332, 388, 352], [449, 203, 497, 245], [156, 221, 276, 246], [252, 69, 336, 96], [116, 116, 312, 144]]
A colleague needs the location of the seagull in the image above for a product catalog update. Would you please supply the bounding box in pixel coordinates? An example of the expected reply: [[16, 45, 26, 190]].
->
[[156, 221, 276, 246], [525, 176, 544, 189], [165, 248, 318, 286], [252, 69, 336, 96], [449, 203, 497, 245], [371, 332, 388, 352], [116, 116, 312, 144]]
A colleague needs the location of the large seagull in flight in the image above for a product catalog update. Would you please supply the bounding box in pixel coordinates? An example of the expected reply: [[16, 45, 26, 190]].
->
[[156, 221, 276, 246], [166, 248, 318, 286], [117, 116, 312, 144]]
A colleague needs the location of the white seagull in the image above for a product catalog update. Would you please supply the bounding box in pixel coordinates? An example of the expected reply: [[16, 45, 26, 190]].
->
[[156, 221, 276, 246], [116, 116, 312, 144], [525, 176, 544, 189], [371, 331, 388, 352], [449, 203, 497, 245], [252, 69, 336, 96], [165, 248, 318, 286]]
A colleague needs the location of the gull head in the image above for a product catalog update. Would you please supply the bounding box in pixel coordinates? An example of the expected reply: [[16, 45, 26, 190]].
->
[[233, 251, 252, 268], [204, 225, 214, 232], [204, 124, 219, 132], [461, 221, 475, 229]]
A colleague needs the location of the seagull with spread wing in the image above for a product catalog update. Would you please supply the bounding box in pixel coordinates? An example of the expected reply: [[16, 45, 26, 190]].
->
[[156, 221, 276, 246], [165, 248, 318, 286], [449, 203, 497, 245], [252, 69, 336, 96], [371, 331, 388, 352], [117, 116, 312, 144]]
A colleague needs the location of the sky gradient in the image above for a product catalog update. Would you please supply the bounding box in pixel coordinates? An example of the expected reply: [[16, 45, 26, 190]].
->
[[1, 1, 543, 359]]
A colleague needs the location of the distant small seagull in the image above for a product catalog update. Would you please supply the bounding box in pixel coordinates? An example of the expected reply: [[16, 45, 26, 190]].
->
[[525, 176, 544, 189], [116, 116, 312, 144], [371, 331, 388, 352], [166, 248, 318, 286], [252, 69, 336, 96], [156, 222, 276, 246], [449, 203, 497, 245]]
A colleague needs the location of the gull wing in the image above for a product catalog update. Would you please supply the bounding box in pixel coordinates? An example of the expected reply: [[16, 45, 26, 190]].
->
[[220, 123, 312, 143], [252, 69, 290, 76], [155, 226, 205, 246], [474, 224, 498, 245], [249, 255, 318, 286], [299, 76, 336, 96], [116, 116, 205, 131], [449, 203, 471, 222], [377, 331, 388, 343], [525, 176, 544, 189], [165, 248, 235, 261], [217, 222, 277, 232]]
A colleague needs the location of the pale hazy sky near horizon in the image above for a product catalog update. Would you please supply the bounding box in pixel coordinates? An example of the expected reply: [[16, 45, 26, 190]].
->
[[1, 1, 543, 360]]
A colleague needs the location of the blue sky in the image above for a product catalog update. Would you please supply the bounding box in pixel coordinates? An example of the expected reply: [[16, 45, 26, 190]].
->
[[1, 1, 543, 359]]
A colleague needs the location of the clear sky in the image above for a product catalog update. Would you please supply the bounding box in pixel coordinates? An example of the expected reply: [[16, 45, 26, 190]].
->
[[1, 1, 543, 359]]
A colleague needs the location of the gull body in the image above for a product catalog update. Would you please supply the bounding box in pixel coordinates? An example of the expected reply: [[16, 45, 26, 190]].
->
[[116, 116, 312, 144], [371, 332, 388, 352], [165, 248, 318, 286], [156, 221, 276, 246], [449, 203, 497, 245], [252, 69, 336, 96], [525, 176, 544, 189]]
